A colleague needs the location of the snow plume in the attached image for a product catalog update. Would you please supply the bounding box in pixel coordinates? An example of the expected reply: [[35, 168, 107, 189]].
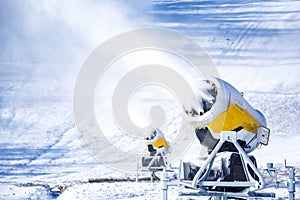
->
[[0, 0, 151, 102], [0, 0, 151, 152]]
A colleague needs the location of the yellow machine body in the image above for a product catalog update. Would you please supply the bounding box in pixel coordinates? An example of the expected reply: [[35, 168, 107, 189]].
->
[[205, 103, 260, 134]]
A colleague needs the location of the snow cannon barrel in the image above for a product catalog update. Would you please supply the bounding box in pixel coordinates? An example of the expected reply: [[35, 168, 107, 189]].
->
[[185, 78, 270, 153]]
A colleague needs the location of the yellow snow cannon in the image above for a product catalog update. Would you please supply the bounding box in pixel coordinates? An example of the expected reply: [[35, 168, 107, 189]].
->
[[145, 128, 169, 156], [184, 78, 270, 154]]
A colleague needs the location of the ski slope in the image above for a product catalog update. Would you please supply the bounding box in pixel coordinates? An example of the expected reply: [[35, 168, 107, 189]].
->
[[1, 0, 300, 199]]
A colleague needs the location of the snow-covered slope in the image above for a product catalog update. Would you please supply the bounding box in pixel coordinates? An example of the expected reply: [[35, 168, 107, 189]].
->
[[1, 0, 300, 199]]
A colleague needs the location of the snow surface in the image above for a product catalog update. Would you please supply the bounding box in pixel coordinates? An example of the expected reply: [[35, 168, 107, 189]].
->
[[1, 0, 300, 199]]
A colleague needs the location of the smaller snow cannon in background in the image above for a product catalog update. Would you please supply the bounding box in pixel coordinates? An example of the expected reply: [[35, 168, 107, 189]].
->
[[137, 129, 171, 181], [181, 78, 271, 195], [145, 128, 169, 156]]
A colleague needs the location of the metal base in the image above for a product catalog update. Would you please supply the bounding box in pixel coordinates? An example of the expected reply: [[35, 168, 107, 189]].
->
[[187, 131, 265, 190], [179, 190, 275, 198], [160, 131, 296, 200], [136, 148, 169, 182]]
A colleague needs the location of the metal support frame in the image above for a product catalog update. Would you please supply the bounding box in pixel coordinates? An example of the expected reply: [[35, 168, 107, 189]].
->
[[161, 160, 182, 200], [189, 131, 265, 190], [288, 167, 296, 200], [136, 148, 169, 182], [159, 132, 297, 200], [262, 161, 296, 200]]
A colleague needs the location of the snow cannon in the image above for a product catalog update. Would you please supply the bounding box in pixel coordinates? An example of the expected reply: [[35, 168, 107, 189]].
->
[[145, 128, 169, 156], [138, 129, 170, 176], [182, 78, 271, 193], [184, 78, 270, 154]]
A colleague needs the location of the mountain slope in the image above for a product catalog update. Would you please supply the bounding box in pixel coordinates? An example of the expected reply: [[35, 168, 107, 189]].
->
[[0, 0, 300, 198]]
